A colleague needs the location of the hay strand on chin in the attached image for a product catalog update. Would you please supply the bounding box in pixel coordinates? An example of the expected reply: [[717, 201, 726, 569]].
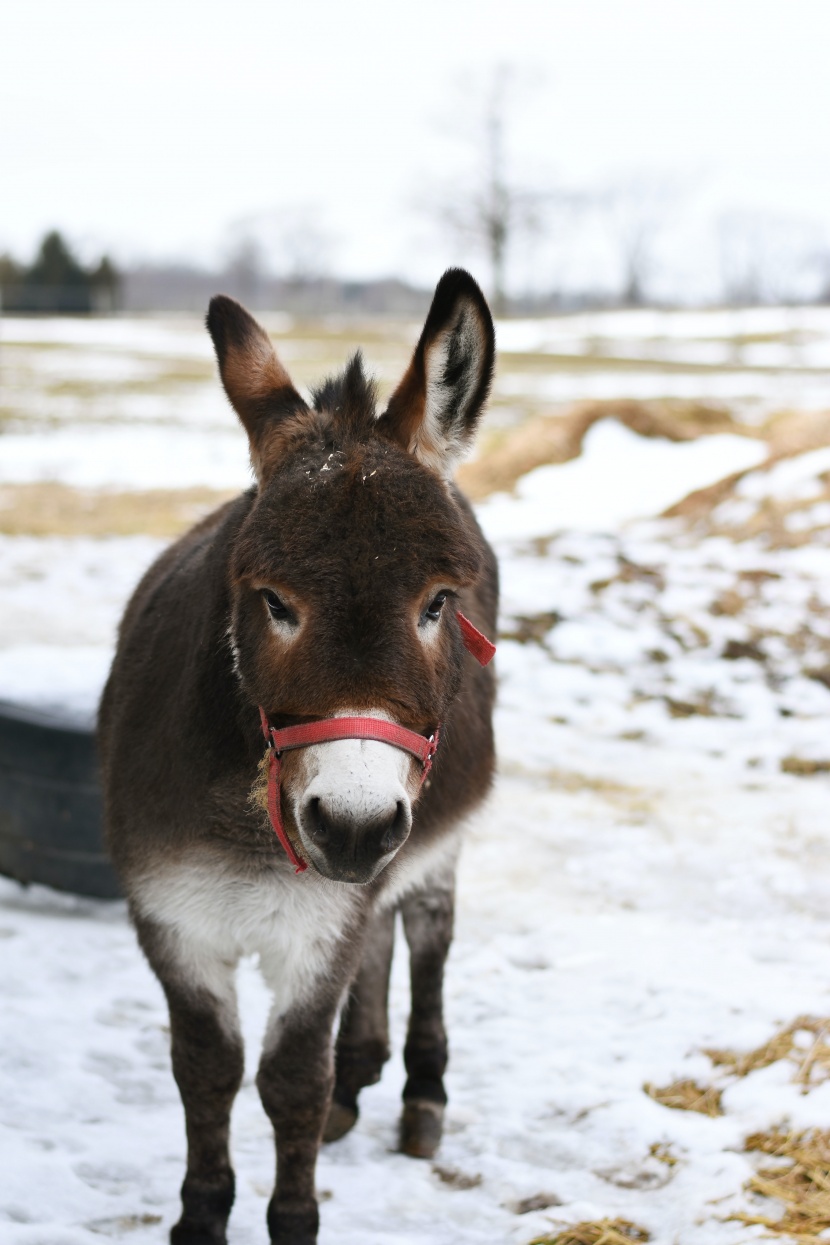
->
[[529, 1220, 650, 1245], [249, 749, 270, 813]]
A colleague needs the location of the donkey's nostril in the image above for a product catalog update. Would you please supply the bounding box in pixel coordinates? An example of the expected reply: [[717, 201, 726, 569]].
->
[[380, 801, 410, 855], [305, 797, 328, 840]]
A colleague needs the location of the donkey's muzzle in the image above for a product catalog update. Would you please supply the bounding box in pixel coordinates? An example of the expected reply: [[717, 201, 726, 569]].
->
[[300, 795, 412, 884]]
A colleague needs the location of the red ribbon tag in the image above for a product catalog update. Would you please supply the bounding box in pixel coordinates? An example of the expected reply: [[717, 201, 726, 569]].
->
[[456, 611, 497, 666]]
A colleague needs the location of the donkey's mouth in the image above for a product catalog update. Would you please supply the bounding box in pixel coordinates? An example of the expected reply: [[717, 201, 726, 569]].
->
[[301, 846, 401, 886]]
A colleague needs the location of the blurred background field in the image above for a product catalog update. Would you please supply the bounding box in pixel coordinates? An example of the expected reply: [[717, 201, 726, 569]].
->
[[4, 303, 830, 533]]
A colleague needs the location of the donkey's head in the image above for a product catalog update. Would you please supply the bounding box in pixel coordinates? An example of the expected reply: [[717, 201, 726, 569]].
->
[[207, 270, 495, 883]]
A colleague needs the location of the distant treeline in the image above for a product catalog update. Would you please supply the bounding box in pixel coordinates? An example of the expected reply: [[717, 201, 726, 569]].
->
[[1, 230, 598, 318], [121, 265, 433, 316], [0, 232, 121, 313], [0, 231, 434, 317]]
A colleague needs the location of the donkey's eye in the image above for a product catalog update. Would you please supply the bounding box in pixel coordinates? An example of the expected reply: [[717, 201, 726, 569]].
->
[[424, 591, 448, 622], [262, 589, 292, 623]]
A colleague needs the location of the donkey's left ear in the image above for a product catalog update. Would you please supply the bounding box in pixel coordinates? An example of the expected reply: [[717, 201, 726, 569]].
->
[[376, 269, 495, 476]]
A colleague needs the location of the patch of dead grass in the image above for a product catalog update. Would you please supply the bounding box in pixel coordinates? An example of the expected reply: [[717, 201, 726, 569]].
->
[[646, 1022, 830, 1236], [499, 610, 563, 646], [457, 398, 750, 501], [529, 1219, 650, 1245], [648, 1141, 679, 1168], [781, 757, 830, 777], [0, 482, 236, 537], [644, 1079, 723, 1117], [704, 1016, 830, 1090], [664, 410, 830, 548], [729, 1127, 830, 1240]]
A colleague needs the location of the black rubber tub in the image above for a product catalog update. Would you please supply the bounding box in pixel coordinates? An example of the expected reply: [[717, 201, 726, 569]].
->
[[0, 700, 121, 899]]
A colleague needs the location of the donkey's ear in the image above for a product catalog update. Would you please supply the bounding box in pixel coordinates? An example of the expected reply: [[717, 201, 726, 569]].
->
[[206, 295, 308, 482], [376, 269, 495, 476]]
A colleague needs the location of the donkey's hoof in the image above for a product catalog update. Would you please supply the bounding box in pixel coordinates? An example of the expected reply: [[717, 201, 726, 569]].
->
[[267, 1198, 319, 1244], [323, 1098, 358, 1143], [171, 1219, 227, 1245], [400, 1100, 445, 1159]]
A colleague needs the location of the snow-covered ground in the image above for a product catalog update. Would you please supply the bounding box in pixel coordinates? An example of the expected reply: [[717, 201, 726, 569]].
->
[[2, 316, 830, 1244]]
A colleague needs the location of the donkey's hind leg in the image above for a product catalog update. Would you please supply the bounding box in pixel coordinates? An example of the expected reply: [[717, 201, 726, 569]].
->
[[399, 881, 455, 1159], [323, 904, 395, 1143], [135, 918, 243, 1245]]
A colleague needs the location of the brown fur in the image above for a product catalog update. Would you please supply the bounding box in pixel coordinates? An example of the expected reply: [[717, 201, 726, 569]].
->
[[99, 269, 498, 1245]]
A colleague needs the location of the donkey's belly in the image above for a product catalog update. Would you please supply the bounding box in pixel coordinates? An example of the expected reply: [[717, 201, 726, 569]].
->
[[133, 854, 363, 1016]]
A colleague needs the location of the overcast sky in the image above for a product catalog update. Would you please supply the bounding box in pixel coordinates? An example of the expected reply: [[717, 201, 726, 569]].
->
[[2, 0, 829, 294]]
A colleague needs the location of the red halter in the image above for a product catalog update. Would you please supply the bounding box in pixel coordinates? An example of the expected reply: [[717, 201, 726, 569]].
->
[[257, 611, 495, 873]]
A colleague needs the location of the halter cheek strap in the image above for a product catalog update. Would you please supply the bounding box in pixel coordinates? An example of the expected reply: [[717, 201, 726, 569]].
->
[[256, 610, 495, 873]]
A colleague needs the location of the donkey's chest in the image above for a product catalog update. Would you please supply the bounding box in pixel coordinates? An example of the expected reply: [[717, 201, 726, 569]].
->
[[134, 857, 363, 1012]]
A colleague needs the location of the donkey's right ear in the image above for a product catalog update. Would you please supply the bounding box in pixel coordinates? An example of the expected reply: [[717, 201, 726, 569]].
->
[[206, 295, 309, 482]]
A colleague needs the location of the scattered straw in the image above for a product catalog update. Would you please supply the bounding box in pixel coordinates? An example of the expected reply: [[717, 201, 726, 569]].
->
[[648, 1142, 679, 1168], [729, 1127, 830, 1239], [644, 1079, 723, 1117], [529, 1219, 650, 1245], [781, 757, 830, 777], [704, 1016, 830, 1092]]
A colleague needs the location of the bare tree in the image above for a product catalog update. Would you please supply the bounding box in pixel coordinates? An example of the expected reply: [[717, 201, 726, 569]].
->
[[717, 210, 824, 305], [422, 65, 553, 315], [599, 175, 678, 307], [222, 233, 266, 306]]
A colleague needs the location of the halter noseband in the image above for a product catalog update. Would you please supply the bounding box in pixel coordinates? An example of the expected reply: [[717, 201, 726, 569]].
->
[[257, 611, 495, 874]]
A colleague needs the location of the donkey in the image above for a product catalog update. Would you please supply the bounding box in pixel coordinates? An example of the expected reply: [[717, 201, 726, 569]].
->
[[98, 268, 498, 1245]]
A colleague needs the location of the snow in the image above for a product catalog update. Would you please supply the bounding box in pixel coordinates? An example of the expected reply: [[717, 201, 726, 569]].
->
[[736, 444, 830, 503], [495, 303, 830, 351], [476, 420, 765, 540], [0, 424, 252, 491], [3, 319, 830, 1244]]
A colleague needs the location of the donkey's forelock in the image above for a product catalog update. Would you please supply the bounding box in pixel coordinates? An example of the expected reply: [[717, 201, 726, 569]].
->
[[310, 353, 379, 440]]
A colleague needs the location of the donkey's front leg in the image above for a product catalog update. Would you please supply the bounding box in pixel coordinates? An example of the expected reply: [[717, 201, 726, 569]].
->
[[257, 1002, 340, 1245], [400, 882, 455, 1159], [324, 904, 395, 1142], [136, 920, 244, 1245]]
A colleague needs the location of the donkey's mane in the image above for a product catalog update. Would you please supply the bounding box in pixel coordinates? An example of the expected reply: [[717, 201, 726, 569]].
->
[[310, 352, 379, 441]]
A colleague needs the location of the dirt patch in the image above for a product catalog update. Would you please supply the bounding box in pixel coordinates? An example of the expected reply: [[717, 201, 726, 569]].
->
[[508, 1193, 563, 1215], [0, 482, 236, 537], [529, 1220, 650, 1245], [432, 1163, 482, 1190]]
